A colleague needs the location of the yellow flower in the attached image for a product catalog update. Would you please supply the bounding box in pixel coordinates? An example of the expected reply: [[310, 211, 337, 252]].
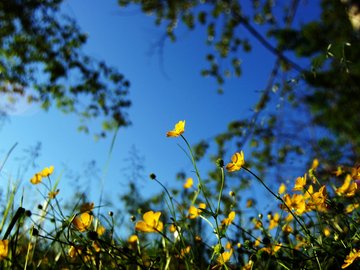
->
[[216, 249, 233, 265], [225, 242, 232, 250], [96, 225, 106, 236], [281, 194, 306, 215], [166, 120, 185, 137], [342, 249, 360, 268], [261, 243, 282, 255], [282, 224, 293, 234], [278, 183, 286, 195], [0, 240, 9, 260], [293, 175, 306, 191], [80, 202, 94, 213], [48, 189, 60, 199], [323, 227, 331, 237], [72, 212, 93, 232], [306, 185, 328, 212], [68, 245, 82, 258], [311, 159, 319, 170], [183, 177, 193, 189], [30, 173, 42, 184], [226, 151, 245, 172], [135, 211, 163, 233], [336, 174, 357, 197], [221, 211, 235, 226], [188, 203, 206, 219], [128, 234, 138, 244], [179, 246, 191, 259], [268, 212, 280, 230], [346, 203, 360, 213], [242, 260, 254, 270], [40, 166, 54, 177]]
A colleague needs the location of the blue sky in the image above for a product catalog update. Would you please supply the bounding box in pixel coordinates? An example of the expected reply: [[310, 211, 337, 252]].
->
[[0, 1, 319, 219]]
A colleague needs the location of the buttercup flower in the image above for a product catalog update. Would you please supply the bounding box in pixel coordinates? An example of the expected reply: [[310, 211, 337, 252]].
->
[[221, 211, 235, 226], [72, 212, 93, 232], [30, 173, 42, 184], [188, 203, 206, 219], [342, 249, 360, 268], [293, 175, 307, 191], [30, 165, 54, 184], [278, 183, 286, 195], [135, 211, 163, 233], [166, 120, 185, 137], [0, 240, 9, 260], [226, 151, 245, 172], [281, 194, 306, 215], [216, 249, 233, 265], [183, 177, 193, 189], [336, 174, 357, 197]]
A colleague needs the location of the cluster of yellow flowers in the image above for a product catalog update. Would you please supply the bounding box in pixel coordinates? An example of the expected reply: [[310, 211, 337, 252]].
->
[[30, 165, 54, 184]]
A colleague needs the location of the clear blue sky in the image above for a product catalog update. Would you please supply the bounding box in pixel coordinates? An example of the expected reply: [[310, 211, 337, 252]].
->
[[0, 1, 319, 218]]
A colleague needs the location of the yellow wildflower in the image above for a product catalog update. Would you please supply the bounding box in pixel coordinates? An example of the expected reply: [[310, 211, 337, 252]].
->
[[48, 189, 60, 199], [179, 246, 191, 259], [80, 202, 94, 213], [226, 151, 245, 172], [342, 249, 360, 268], [254, 237, 261, 247], [68, 245, 82, 258], [128, 234, 138, 244], [311, 159, 319, 170], [282, 224, 293, 234], [323, 227, 331, 237], [278, 183, 286, 195], [40, 166, 54, 177], [0, 240, 9, 260], [166, 120, 185, 137], [96, 225, 106, 236], [336, 175, 357, 197], [221, 211, 235, 226], [281, 194, 306, 215], [346, 203, 360, 213], [268, 212, 280, 230], [183, 177, 193, 189], [30, 173, 42, 184], [216, 249, 233, 265], [188, 203, 206, 219], [307, 185, 328, 212], [72, 212, 93, 232], [293, 175, 306, 191], [135, 211, 163, 233], [261, 243, 282, 255], [242, 260, 254, 270], [169, 224, 177, 233], [225, 242, 232, 250]]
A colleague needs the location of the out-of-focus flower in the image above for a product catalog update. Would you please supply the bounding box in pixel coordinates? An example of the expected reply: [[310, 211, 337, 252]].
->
[[183, 177, 193, 189], [30, 173, 43, 184], [242, 260, 254, 270], [188, 203, 206, 219], [311, 159, 319, 170], [179, 246, 191, 259], [48, 189, 60, 199], [336, 175, 357, 197], [135, 211, 163, 233], [261, 243, 282, 255], [293, 175, 307, 191], [226, 151, 245, 172], [323, 227, 331, 237], [72, 212, 93, 232], [166, 120, 185, 137], [221, 211, 235, 227], [216, 249, 233, 265], [40, 166, 54, 177], [268, 212, 280, 230], [278, 183, 286, 195], [96, 225, 106, 236], [246, 199, 253, 208], [0, 240, 9, 260], [80, 202, 94, 213], [346, 203, 360, 213], [307, 185, 328, 212], [342, 249, 360, 268], [281, 194, 306, 215]]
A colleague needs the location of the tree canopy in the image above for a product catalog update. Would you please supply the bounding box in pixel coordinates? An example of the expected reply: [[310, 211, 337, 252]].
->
[[0, 0, 131, 137]]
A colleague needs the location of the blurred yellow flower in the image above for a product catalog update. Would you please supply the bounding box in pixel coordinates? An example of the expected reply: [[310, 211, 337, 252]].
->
[[336, 174, 357, 197], [311, 159, 319, 170], [0, 240, 9, 260], [281, 194, 306, 215], [40, 165, 54, 177], [221, 211, 235, 226], [346, 203, 360, 213], [216, 249, 233, 265], [323, 227, 331, 237], [180, 246, 191, 259], [30, 173, 42, 184], [48, 189, 60, 199], [183, 177, 193, 189], [342, 249, 360, 268], [268, 212, 280, 230], [307, 185, 328, 212], [169, 224, 177, 233], [242, 260, 254, 270], [72, 212, 93, 232], [80, 202, 94, 213], [282, 224, 293, 234], [278, 183, 286, 195], [225, 242, 232, 250], [96, 225, 106, 236], [68, 245, 81, 258], [135, 211, 163, 233], [166, 120, 185, 137], [293, 175, 306, 191], [261, 243, 282, 255], [226, 151, 245, 172], [188, 203, 206, 219]]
